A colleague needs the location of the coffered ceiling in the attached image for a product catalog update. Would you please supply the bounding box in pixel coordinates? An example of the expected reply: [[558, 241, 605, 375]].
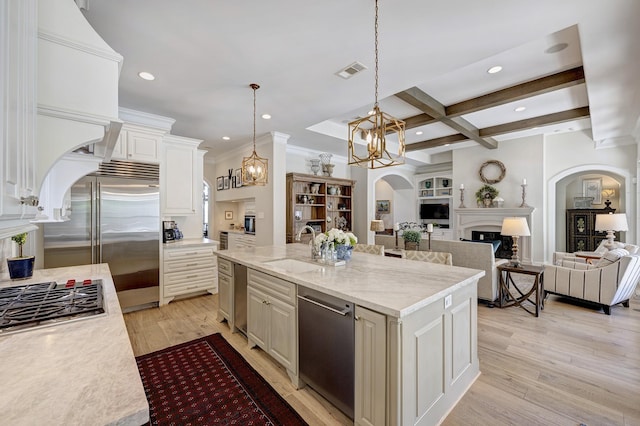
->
[[82, 0, 640, 167]]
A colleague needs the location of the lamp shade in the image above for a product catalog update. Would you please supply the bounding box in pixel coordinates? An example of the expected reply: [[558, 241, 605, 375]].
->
[[501, 217, 531, 237], [595, 213, 628, 232], [370, 220, 385, 232]]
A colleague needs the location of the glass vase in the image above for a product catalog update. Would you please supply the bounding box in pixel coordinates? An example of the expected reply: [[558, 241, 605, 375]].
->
[[336, 245, 353, 261]]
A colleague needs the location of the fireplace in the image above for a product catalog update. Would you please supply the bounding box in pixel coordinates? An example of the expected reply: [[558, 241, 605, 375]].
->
[[471, 230, 513, 259], [454, 207, 535, 264]]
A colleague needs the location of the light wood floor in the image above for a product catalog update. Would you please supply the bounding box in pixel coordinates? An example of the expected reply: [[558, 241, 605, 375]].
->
[[123, 292, 640, 426]]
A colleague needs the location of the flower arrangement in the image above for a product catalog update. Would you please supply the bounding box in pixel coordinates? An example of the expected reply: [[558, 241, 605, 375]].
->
[[314, 228, 358, 248], [402, 230, 422, 243], [475, 184, 499, 204]]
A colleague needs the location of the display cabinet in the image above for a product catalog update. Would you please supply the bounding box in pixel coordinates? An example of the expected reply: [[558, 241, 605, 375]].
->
[[415, 173, 453, 234], [286, 173, 355, 243]]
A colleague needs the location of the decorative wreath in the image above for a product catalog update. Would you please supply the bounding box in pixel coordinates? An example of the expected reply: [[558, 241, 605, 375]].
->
[[479, 160, 506, 184]]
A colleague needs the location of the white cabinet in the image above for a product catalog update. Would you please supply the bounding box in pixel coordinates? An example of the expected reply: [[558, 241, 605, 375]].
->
[[228, 232, 256, 250], [415, 172, 454, 238], [0, 0, 38, 226], [217, 257, 234, 325], [161, 135, 202, 216], [247, 269, 298, 383], [161, 244, 217, 305], [354, 305, 387, 426], [111, 126, 162, 164]]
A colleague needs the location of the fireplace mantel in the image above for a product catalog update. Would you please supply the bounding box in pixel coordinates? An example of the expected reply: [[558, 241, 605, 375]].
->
[[454, 207, 535, 263]]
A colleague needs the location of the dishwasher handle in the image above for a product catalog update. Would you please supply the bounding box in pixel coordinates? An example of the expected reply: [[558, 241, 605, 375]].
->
[[298, 295, 351, 316]]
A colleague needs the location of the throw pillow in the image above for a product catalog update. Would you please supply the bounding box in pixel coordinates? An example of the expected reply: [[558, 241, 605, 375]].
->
[[594, 248, 629, 268], [624, 244, 639, 255], [460, 238, 501, 254]]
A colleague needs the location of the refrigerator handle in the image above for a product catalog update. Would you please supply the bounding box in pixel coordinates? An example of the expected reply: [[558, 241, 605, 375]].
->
[[90, 180, 95, 264], [97, 181, 102, 263]]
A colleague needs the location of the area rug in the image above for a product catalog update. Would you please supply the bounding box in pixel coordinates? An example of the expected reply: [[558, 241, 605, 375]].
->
[[136, 333, 308, 425]]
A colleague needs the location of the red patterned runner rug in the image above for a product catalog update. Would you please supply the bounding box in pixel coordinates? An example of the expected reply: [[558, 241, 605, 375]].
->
[[136, 333, 308, 425]]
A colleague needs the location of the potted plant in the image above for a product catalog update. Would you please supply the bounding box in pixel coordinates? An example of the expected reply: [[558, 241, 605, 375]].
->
[[475, 184, 499, 208], [403, 230, 422, 251], [7, 232, 35, 280]]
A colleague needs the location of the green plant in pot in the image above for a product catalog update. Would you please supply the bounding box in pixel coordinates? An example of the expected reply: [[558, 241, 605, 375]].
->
[[403, 230, 422, 251], [7, 232, 35, 280]]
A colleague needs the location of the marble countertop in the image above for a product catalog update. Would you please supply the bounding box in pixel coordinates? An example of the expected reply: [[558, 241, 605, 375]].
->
[[216, 244, 484, 318], [0, 264, 149, 426], [163, 237, 219, 249]]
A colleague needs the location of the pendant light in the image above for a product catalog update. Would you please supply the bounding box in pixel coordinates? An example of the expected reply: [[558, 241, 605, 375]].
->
[[348, 0, 405, 169], [242, 83, 268, 186]]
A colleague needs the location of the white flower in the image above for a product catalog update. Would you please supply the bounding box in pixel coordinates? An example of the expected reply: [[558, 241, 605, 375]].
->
[[315, 228, 358, 247]]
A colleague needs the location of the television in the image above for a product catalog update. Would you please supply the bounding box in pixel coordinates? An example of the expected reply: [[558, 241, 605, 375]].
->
[[420, 203, 449, 220]]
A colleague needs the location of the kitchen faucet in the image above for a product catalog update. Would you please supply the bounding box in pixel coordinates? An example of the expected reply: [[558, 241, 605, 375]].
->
[[295, 225, 321, 260]]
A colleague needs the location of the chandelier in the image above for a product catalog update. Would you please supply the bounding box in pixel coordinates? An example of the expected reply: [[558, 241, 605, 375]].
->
[[348, 0, 405, 169], [242, 83, 268, 186]]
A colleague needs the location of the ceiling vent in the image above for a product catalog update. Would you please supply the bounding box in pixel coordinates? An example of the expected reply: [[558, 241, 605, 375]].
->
[[336, 62, 367, 79]]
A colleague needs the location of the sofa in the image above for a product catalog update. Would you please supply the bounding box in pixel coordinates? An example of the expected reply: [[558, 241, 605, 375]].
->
[[544, 249, 640, 314], [375, 235, 508, 302]]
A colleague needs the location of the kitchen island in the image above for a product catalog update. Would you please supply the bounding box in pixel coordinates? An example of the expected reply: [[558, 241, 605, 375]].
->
[[217, 243, 485, 426], [0, 264, 149, 426]]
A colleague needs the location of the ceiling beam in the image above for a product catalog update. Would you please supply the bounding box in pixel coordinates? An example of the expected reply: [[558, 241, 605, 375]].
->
[[406, 134, 467, 152], [396, 87, 498, 149], [479, 106, 590, 137], [446, 66, 585, 117]]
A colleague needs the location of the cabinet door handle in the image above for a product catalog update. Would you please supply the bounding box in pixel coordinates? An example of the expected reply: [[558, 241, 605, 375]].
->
[[185, 263, 198, 267], [186, 275, 198, 279], [186, 285, 198, 290]]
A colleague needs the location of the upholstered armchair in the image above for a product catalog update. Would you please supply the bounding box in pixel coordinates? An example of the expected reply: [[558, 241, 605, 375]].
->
[[353, 244, 385, 256], [544, 251, 640, 314], [403, 250, 453, 265], [552, 240, 639, 265]]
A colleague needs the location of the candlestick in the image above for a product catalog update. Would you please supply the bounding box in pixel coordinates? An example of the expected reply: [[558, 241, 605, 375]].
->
[[459, 188, 466, 208], [459, 183, 464, 190], [427, 223, 434, 233], [522, 178, 527, 185], [394, 230, 399, 249], [519, 183, 530, 208]]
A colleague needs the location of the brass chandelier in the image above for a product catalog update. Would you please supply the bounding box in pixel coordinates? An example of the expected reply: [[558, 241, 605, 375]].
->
[[242, 83, 268, 185], [348, 0, 405, 169]]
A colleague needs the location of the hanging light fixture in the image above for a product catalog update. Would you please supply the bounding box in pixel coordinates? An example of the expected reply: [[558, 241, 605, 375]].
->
[[242, 83, 269, 186], [348, 0, 405, 169]]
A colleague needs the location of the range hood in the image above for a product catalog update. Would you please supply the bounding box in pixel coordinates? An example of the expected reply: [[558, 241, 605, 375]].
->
[[34, 0, 123, 222]]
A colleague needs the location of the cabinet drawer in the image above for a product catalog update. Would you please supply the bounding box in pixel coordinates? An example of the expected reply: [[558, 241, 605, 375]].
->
[[164, 277, 216, 296], [218, 258, 234, 277], [164, 257, 216, 273], [248, 269, 296, 305], [165, 267, 216, 287], [164, 246, 216, 261]]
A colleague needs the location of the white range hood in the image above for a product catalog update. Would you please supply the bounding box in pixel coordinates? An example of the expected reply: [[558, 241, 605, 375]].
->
[[34, 0, 123, 222]]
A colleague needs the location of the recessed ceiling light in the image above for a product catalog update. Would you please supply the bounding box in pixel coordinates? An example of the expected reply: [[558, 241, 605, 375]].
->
[[416, 131, 423, 135], [545, 43, 569, 54], [444, 144, 450, 147], [514, 106, 526, 112], [138, 71, 155, 81], [487, 66, 502, 74], [261, 114, 271, 120], [222, 136, 230, 141]]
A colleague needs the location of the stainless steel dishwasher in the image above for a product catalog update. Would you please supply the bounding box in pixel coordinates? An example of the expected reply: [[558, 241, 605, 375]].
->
[[298, 287, 355, 420]]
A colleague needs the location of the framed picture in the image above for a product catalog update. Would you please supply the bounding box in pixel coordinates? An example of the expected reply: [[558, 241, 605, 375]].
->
[[376, 199, 390, 214], [231, 176, 236, 188], [582, 178, 602, 204], [225, 211, 233, 220], [235, 168, 243, 188], [223, 176, 230, 190], [216, 176, 224, 191]]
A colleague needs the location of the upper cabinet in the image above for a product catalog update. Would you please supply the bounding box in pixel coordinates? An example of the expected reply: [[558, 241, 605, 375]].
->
[[112, 125, 163, 164], [161, 135, 203, 216], [0, 1, 38, 231]]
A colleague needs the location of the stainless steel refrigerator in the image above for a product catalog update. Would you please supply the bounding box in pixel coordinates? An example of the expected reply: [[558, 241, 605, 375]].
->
[[43, 161, 160, 309]]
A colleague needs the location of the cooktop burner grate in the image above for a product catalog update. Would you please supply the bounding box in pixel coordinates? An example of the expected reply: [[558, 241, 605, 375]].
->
[[0, 280, 104, 334]]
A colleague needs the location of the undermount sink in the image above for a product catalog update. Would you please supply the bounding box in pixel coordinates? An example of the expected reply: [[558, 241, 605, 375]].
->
[[263, 258, 324, 273]]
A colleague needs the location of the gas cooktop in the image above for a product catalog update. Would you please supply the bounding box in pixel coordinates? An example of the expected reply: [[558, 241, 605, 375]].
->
[[0, 279, 105, 335]]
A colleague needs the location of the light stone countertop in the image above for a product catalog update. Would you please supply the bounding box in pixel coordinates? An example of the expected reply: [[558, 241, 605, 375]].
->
[[0, 264, 149, 426], [216, 243, 485, 318], [163, 237, 219, 249]]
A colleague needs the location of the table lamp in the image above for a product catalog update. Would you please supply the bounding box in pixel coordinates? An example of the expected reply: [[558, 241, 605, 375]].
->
[[370, 219, 385, 234], [501, 217, 530, 267], [595, 213, 628, 249]]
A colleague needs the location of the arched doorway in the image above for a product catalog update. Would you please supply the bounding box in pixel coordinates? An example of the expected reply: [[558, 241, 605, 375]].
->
[[546, 165, 633, 262]]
